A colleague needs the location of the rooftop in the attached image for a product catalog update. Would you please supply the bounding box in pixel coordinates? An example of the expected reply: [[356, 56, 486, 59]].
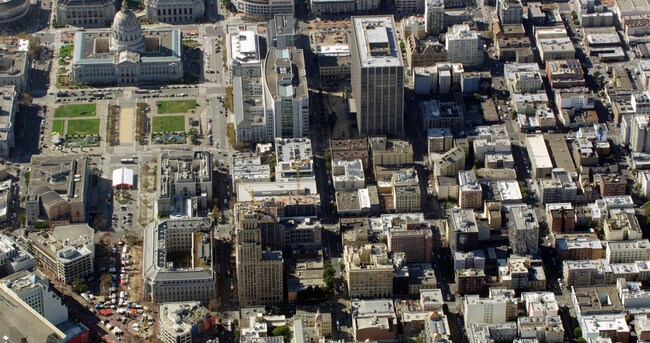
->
[[526, 135, 553, 169], [73, 29, 181, 65], [264, 47, 308, 102], [143, 218, 214, 283], [449, 208, 478, 233], [352, 16, 403, 67], [29, 156, 89, 209], [546, 59, 583, 75], [159, 302, 210, 336], [0, 50, 27, 78]]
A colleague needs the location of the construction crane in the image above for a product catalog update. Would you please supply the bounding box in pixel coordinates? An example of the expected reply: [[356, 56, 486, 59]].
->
[[236, 157, 313, 204], [237, 176, 259, 206]]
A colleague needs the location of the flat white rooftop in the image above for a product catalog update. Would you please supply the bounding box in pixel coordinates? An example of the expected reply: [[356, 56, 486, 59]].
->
[[352, 16, 403, 68], [526, 135, 553, 169]]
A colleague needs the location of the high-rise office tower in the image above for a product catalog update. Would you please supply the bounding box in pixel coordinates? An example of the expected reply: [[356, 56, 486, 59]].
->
[[425, 0, 444, 35], [235, 205, 284, 306], [350, 16, 405, 137]]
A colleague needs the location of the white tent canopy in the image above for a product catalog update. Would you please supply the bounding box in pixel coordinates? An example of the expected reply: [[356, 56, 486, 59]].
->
[[112, 168, 134, 188]]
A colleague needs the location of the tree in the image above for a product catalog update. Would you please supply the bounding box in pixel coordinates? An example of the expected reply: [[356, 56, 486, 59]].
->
[[263, 155, 277, 174], [211, 204, 220, 221], [272, 325, 291, 343], [576, 338, 586, 343], [574, 327, 582, 338], [24, 171, 30, 185], [399, 41, 406, 53], [225, 86, 234, 110], [19, 93, 33, 106], [571, 11, 578, 20], [323, 262, 335, 289], [26, 35, 46, 61], [92, 216, 108, 231], [324, 148, 332, 171], [34, 221, 49, 229], [18, 213, 25, 224], [71, 278, 89, 293], [188, 128, 199, 145]]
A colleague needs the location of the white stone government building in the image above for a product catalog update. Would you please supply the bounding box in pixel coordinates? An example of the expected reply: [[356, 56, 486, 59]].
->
[[146, 0, 205, 24], [71, 0, 183, 86]]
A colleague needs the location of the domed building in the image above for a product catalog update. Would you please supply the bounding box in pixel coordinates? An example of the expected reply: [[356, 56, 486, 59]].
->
[[71, 0, 183, 85], [110, 1, 145, 53]]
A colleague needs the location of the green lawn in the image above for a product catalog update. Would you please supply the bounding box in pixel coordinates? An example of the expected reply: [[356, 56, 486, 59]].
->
[[152, 115, 185, 133], [52, 120, 64, 135], [59, 45, 74, 58], [55, 104, 96, 118], [157, 100, 196, 114], [66, 119, 100, 136]]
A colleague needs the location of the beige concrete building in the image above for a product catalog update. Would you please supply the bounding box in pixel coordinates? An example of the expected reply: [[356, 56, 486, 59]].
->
[[391, 169, 421, 212], [463, 288, 517, 325], [156, 151, 213, 217], [604, 211, 643, 241], [143, 218, 215, 304], [27, 224, 94, 284], [344, 243, 393, 298], [55, 0, 115, 27], [370, 136, 414, 168], [158, 302, 213, 343], [0, 50, 28, 93], [458, 170, 482, 209], [405, 35, 447, 70], [432, 147, 465, 177], [26, 156, 89, 225], [146, 0, 205, 24], [605, 240, 650, 263], [235, 204, 284, 306]]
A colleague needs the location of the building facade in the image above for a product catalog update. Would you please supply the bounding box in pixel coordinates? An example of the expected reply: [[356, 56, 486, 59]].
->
[[71, 2, 183, 85], [0, 0, 32, 27], [0, 86, 17, 158], [55, 0, 114, 27], [0, 51, 28, 94], [446, 25, 483, 67], [1, 270, 68, 325], [156, 151, 213, 217], [28, 224, 94, 284], [146, 0, 205, 24], [508, 206, 539, 255], [350, 16, 405, 136], [344, 243, 393, 298], [143, 218, 215, 304], [236, 205, 284, 306], [425, 0, 444, 35], [27, 156, 90, 224], [232, 0, 293, 15], [262, 47, 309, 139]]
